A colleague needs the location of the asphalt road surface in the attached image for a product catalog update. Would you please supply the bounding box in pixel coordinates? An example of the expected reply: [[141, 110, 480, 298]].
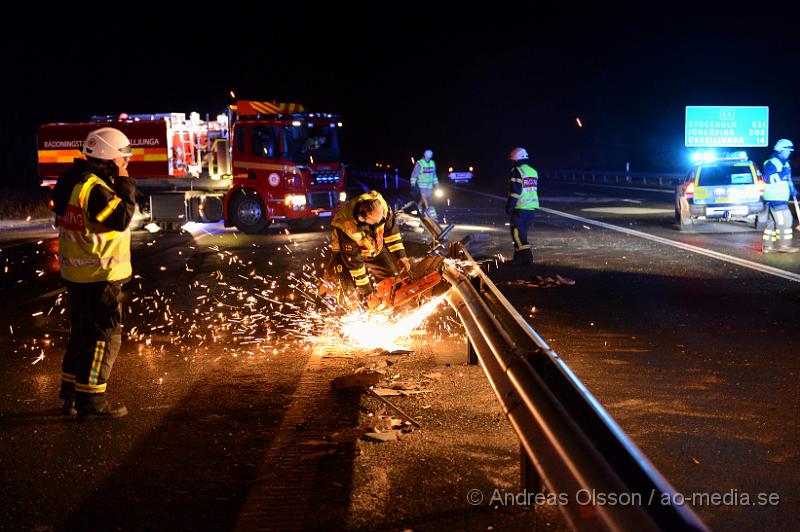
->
[[443, 180, 799, 531], [0, 178, 798, 531]]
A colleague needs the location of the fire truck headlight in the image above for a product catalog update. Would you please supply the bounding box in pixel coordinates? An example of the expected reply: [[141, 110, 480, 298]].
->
[[284, 194, 307, 207], [339, 191, 347, 202]]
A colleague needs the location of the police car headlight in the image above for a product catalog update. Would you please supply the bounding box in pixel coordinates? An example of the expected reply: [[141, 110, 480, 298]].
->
[[339, 191, 347, 202], [284, 194, 307, 207]]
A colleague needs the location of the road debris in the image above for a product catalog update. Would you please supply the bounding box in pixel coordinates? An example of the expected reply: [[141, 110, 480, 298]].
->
[[502, 274, 575, 288], [333, 371, 382, 390], [362, 431, 398, 443], [364, 387, 420, 428]]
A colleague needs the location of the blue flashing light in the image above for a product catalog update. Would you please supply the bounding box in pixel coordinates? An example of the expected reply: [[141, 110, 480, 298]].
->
[[691, 150, 717, 163], [312, 173, 340, 184], [691, 150, 749, 164]]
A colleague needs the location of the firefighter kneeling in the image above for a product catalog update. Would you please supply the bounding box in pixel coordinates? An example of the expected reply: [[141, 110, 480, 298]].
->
[[323, 191, 410, 310]]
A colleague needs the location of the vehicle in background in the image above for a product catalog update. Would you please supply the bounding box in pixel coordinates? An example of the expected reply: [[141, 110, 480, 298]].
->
[[675, 151, 766, 231], [38, 100, 346, 233], [447, 164, 474, 185]]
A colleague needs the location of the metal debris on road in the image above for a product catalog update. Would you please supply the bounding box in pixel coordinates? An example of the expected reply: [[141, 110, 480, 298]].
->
[[503, 274, 575, 288]]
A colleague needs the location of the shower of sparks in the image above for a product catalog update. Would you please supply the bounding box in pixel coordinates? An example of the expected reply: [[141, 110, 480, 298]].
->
[[14, 229, 466, 369], [306, 296, 446, 354]]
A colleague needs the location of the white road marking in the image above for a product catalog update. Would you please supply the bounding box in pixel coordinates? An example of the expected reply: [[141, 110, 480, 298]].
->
[[581, 207, 674, 215], [464, 190, 800, 283]]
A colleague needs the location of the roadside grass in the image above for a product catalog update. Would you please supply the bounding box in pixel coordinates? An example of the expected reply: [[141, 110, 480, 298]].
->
[[0, 188, 52, 220]]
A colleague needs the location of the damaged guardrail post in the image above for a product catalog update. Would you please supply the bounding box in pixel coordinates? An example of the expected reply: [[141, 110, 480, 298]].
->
[[440, 243, 708, 531]]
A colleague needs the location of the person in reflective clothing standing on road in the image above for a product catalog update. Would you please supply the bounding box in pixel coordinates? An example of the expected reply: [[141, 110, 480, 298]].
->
[[506, 147, 539, 266], [761, 138, 799, 253], [410, 149, 440, 221], [52, 127, 136, 418]]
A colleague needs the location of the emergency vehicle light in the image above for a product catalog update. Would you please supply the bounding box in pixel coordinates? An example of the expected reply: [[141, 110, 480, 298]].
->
[[691, 150, 717, 163], [691, 150, 748, 163], [285, 194, 307, 207]]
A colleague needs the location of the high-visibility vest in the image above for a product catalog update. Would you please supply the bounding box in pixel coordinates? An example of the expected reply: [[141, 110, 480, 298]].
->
[[331, 191, 388, 258], [415, 159, 438, 189], [515, 164, 540, 210], [57, 174, 132, 283], [763, 157, 791, 202]]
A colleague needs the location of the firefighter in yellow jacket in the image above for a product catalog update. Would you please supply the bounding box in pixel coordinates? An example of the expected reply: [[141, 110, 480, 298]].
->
[[326, 190, 411, 309], [52, 127, 136, 419], [410, 149, 440, 220]]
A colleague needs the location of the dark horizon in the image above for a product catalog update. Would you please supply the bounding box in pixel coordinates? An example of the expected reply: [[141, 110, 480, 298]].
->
[[3, 8, 799, 187]]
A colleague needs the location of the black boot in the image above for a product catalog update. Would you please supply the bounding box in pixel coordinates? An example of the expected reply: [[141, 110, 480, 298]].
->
[[77, 393, 127, 420], [512, 248, 534, 266], [60, 381, 76, 416], [62, 398, 77, 416]]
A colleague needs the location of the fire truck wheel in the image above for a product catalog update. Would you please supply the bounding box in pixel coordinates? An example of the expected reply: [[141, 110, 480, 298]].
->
[[230, 192, 269, 234]]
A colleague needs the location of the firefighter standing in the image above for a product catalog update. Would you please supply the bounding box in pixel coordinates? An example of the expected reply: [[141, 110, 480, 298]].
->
[[53, 127, 136, 418], [410, 149, 440, 220], [761, 138, 799, 253], [506, 147, 539, 266], [326, 190, 411, 309]]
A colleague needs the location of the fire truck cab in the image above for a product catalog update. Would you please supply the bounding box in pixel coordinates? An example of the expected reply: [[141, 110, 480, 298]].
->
[[225, 101, 347, 233]]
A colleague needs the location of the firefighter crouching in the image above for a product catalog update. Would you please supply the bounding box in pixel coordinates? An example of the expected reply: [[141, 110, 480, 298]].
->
[[323, 191, 411, 309], [52, 127, 136, 419]]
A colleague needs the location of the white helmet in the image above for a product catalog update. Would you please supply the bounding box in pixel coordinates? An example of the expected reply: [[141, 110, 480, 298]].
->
[[774, 138, 794, 152], [423, 149, 433, 159], [509, 147, 528, 161], [82, 127, 132, 160]]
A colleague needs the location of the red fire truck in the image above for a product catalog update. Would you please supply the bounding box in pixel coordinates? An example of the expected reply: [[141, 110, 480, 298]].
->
[[37, 100, 347, 233]]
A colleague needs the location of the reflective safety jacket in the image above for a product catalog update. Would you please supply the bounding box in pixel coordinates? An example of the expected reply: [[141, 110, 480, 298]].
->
[[507, 163, 539, 212], [331, 190, 406, 293], [411, 159, 439, 189], [53, 159, 136, 283], [763, 156, 797, 205]]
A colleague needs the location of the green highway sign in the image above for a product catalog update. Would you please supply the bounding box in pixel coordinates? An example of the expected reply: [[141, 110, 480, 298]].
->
[[685, 106, 769, 147]]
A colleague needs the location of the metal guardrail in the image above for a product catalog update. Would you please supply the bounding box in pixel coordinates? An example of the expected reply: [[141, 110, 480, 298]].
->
[[542, 169, 800, 190], [542, 169, 684, 189], [418, 215, 707, 529], [347, 168, 402, 190]]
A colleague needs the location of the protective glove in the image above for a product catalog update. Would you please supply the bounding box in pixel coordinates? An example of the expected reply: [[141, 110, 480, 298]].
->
[[365, 293, 386, 312], [397, 257, 411, 273]]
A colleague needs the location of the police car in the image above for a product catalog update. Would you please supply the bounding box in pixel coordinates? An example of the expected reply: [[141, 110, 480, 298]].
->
[[675, 151, 767, 231], [447, 164, 474, 185]]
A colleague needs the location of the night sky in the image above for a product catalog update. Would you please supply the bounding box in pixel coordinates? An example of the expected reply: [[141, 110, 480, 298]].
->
[[4, 7, 799, 187]]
